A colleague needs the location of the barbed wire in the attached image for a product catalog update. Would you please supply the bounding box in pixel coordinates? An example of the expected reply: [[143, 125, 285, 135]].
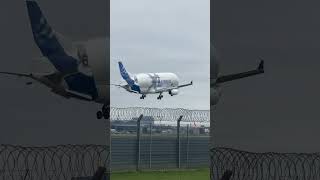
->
[[2, 144, 320, 180], [110, 107, 210, 122], [0, 144, 109, 180], [210, 147, 320, 180]]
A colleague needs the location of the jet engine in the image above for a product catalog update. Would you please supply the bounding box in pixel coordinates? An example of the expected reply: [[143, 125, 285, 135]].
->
[[169, 89, 179, 96]]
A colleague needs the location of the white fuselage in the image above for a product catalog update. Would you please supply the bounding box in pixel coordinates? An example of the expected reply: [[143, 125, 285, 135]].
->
[[133, 73, 179, 94]]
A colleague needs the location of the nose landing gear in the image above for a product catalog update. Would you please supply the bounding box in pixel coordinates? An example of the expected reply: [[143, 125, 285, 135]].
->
[[96, 104, 109, 119]]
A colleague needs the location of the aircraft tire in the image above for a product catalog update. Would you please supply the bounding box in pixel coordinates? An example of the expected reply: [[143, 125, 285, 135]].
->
[[96, 111, 103, 119], [103, 111, 109, 119]]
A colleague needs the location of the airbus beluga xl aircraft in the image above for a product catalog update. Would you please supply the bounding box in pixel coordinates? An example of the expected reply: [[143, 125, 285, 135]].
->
[[114, 62, 193, 100]]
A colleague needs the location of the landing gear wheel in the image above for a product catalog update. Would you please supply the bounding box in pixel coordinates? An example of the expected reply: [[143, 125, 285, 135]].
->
[[96, 111, 103, 119], [102, 104, 109, 119], [157, 94, 163, 100], [96, 104, 109, 119], [103, 111, 109, 119], [140, 95, 146, 99]]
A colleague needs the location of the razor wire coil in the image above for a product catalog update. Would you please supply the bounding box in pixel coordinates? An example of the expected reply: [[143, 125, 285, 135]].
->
[[211, 147, 320, 180], [1, 146, 320, 180], [110, 107, 210, 122], [0, 144, 109, 180]]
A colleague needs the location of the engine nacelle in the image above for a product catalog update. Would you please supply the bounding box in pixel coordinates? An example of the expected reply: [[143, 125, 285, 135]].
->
[[169, 89, 179, 96]]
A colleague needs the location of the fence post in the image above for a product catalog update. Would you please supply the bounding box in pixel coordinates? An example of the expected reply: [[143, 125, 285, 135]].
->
[[105, 107, 111, 180], [177, 115, 183, 169], [210, 110, 214, 180], [149, 123, 152, 169], [186, 124, 189, 168], [136, 114, 143, 171]]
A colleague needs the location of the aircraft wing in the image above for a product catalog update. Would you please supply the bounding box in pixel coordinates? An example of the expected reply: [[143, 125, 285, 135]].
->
[[216, 60, 264, 84], [178, 81, 193, 88], [0, 72, 37, 85], [0, 71, 33, 78], [154, 81, 193, 93]]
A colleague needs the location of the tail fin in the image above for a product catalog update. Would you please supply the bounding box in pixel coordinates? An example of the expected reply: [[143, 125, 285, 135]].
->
[[26, 0, 65, 56], [26, 0, 77, 74], [118, 62, 134, 85]]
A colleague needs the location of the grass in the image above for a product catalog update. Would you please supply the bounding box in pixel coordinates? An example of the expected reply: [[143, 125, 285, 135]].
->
[[111, 168, 209, 180]]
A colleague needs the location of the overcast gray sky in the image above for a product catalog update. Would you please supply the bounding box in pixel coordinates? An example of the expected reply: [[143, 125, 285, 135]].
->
[[110, 0, 210, 110], [213, 0, 320, 153]]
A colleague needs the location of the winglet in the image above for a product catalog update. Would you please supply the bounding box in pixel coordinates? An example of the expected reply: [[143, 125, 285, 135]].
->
[[257, 58, 264, 72]]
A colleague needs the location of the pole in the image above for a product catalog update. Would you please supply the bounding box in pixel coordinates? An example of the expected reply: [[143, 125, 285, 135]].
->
[[210, 108, 214, 180], [149, 123, 152, 169], [186, 124, 189, 168], [105, 107, 111, 179], [136, 114, 143, 171], [177, 116, 183, 169]]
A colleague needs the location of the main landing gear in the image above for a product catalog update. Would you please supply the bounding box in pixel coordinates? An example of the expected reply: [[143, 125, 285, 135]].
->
[[140, 94, 146, 99], [157, 93, 163, 100], [96, 104, 109, 119]]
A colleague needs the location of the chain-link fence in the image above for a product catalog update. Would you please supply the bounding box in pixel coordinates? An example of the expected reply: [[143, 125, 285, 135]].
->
[[111, 125, 209, 170], [110, 108, 210, 171]]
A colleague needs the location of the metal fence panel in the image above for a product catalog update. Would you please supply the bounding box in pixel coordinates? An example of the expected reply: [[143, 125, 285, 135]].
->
[[111, 135, 209, 171]]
